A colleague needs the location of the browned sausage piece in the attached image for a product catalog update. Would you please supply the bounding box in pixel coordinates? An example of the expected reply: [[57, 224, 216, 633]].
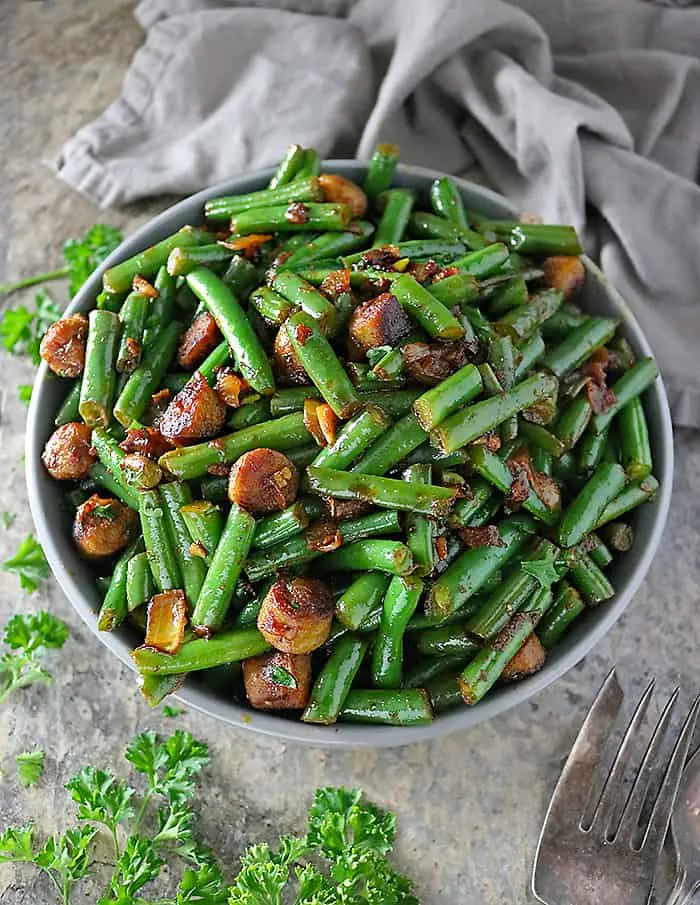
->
[[347, 292, 411, 360], [257, 576, 334, 653], [158, 371, 227, 446], [39, 314, 88, 378], [501, 634, 546, 681], [228, 448, 299, 514], [145, 589, 187, 654], [273, 325, 308, 385], [41, 422, 96, 480], [402, 341, 469, 386], [176, 312, 222, 370], [243, 650, 312, 710], [72, 494, 137, 559], [542, 256, 585, 300], [318, 174, 368, 218], [119, 427, 172, 460]]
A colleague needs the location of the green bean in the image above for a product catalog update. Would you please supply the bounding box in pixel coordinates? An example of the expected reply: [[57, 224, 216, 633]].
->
[[403, 655, 466, 690], [98, 540, 141, 631], [447, 478, 494, 528], [410, 210, 484, 250], [285, 311, 359, 417], [249, 287, 294, 326], [335, 572, 391, 630], [220, 254, 259, 298], [244, 510, 401, 580], [537, 581, 585, 649], [159, 482, 207, 607], [54, 380, 81, 427], [90, 427, 140, 502], [540, 318, 618, 377], [593, 475, 659, 529], [425, 666, 465, 714], [268, 144, 305, 189], [468, 445, 561, 525], [518, 420, 566, 458], [489, 335, 518, 441], [553, 396, 592, 451], [180, 500, 224, 563], [134, 627, 270, 675], [190, 502, 256, 632], [618, 397, 652, 480], [488, 276, 528, 316], [363, 143, 400, 202], [96, 289, 126, 313], [452, 243, 510, 279], [282, 221, 375, 270], [204, 176, 321, 220], [302, 634, 370, 724], [162, 373, 190, 395], [391, 238, 467, 261], [404, 464, 436, 576], [230, 202, 351, 234], [338, 688, 433, 725], [351, 413, 427, 476], [115, 292, 148, 374], [315, 540, 414, 576], [508, 224, 583, 256], [602, 521, 635, 552], [78, 310, 119, 427], [312, 406, 390, 470], [591, 358, 659, 434], [429, 177, 470, 230], [371, 576, 424, 688], [140, 673, 186, 707], [431, 372, 557, 453], [557, 462, 626, 547], [88, 462, 139, 510], [295, 148, 321, 178], [561, 549, 614, 604], [373, 188, 415, 246], [416, 621, 481, 658], [269, 387, 322, 417], [186, 266, 274, 395], [103, 226, 210, 294], [270, 269, 337, 333], [139, 489, 183, 593], [114, 320, 181, 427], [531, 446, 553, 476], [466, 539, 558, 640], [584, 533, 613, 569], [404, 444, 470, 469], [494, 289, 562, 342], [167, 244, 234, 278], [514, 332, 546, 379], [358, 389, 422, 419], [227, 398, 271, 430], [458, 586, 554, 704], [307, 465, 456, 519], [426, 272, 479, 307], [426, 514, 534, 618], [578, 425, 609, 472], [126, 551, 156, 612], [285, 445, 320, 469], [391, 273, 464, 341], [251, 502, 309, 550]]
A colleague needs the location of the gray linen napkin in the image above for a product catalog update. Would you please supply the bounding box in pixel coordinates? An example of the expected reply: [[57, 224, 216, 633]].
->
[[55, 0, 700, 427]]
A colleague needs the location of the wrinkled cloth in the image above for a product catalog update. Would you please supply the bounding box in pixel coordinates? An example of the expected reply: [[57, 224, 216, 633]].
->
[[55, 0, 700, 426]]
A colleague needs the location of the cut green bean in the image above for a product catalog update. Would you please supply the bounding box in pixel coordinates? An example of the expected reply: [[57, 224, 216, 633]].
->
[[373, 188, 415, 246], [114, 320, 181, 427], [230, 202, 351, 235], [296, 148, 321, 179], [227, 398, 271, 430], [204, 176, 321, 220], [88, 462, 139, 510], [426, 272, 479, 307], [411, 364, 483, 434], [562, 549, 614, 604], [339, 688, 433, 726], [335, 572, 391, 631], [557, 463, 626, 547], [103, 226, 210, 294], [591, 358, 659, 433], [429, 177, 469, 230], [134, 627, 270, 675], [404, 464, 436, 576], [488, 275, 528, 316], [315, 540, 414, 576], [508, 224, 583, 256], [578, 425, 609, 472], [159, 482, 207, 608], [416, 622, 480, 658], [271, 270, 337, 333], [553, 396, 592, 450], [446, 478, 494, 528], [594, 475, 659, 529], [249, 287, 294, 326], [363, 143, 400, 202], [391, 273, 465, 341], [540, 318, 618, 377], [312, 406, 390, 470], [351, 413, 427, 476], [116, 292, 148, 374], [126, 551, 156, 613], [537, 581, 586, 649], [518, 420, 566, 458], [514, 332, 546, 379], [181, 500, 224, 563], [453, 243, 510, 279], [268, 144, 305, 189], [372, 575, 424, 688], [98, 540, 141, 631], [494, 289, 562, 342], [283, 220, 375, 270], [468, 445, 561, 525], [303, 634, 370, 724], [618, 397, 652, 480], [251, 502, 309, 550], [54, 380, 81, 427], [79, 310, 119, 427], [139, 489, 183, 593]]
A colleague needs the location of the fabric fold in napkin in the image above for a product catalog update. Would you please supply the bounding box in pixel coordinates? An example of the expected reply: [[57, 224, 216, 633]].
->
[[55, 0, 700, 427]]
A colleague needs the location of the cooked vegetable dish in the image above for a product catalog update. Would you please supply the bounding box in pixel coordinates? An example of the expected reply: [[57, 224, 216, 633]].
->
[[39, 143, 660, 725]]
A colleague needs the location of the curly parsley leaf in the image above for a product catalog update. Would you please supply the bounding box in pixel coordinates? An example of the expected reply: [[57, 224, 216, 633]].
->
[[0, 825, 36, 862], [104, 834, 162, 899], [0, 291, 63, 364], [307, 787, 396, 859], [63, 225, 123, 298], [520, 549, 561, 589], [126, 729, 209, 805], [18, 384, 33, 405], [0, 612, 68, 705], [2, 534, 50, 593], [17, 750, 45, 788], [228, 860, 289, 905], [175, 863, 229, 904], [65, 766, 135, 836], [2, 511, 16, 529], [162, 704, 186, 718], [35, 825, 97, 902]]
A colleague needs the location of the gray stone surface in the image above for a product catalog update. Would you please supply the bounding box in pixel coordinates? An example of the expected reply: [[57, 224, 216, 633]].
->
[[0, 2, 698, 902]]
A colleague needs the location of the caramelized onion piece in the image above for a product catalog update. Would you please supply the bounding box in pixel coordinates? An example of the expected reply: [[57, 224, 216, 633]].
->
[[145, 590, 187, 654], [318, 174, 368, 218], [177, 312, 222, 370]]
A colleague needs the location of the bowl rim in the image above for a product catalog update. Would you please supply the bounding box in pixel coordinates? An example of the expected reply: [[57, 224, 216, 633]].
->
[[25, 160, 674, 748]]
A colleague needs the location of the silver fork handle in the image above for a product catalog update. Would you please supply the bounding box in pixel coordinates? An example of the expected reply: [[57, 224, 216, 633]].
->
[[664, 870, 700, 905]]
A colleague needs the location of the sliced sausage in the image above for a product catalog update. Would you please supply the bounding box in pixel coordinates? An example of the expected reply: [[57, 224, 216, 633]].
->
[[228, 448, 299, 514], [73, 494, 137, 559], [347, 292, 411, 360], [39, 314, 88, 378], [542, 256, 585, 300], [243, 651, 312, 710], [257, 575, 334, 653], [158, 371, 227, 446], [402, 341, 469, 386], [273, 325, 307, 385], [318, 174, 368, 218], [176, 312, 222, 370], [42, 422, 96, 481]]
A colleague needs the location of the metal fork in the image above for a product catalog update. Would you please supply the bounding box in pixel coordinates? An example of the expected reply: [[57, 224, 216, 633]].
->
[[532, 669, 700, 905]]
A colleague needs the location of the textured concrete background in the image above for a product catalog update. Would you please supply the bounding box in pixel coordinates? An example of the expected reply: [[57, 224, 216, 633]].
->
[[0, 2, 698, 902]]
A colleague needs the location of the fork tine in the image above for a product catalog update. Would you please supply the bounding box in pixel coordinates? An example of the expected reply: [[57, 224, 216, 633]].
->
[[585, 677, 656, 836], [638, 693, 700, 854], [613, 687, 680, 845]]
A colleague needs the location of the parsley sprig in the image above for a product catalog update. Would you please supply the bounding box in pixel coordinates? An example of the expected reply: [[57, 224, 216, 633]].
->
[[16, 751, 45, 788], [0, 612, 68, 704], [2, 533, 50, 593], [0, 290, 62, 364]]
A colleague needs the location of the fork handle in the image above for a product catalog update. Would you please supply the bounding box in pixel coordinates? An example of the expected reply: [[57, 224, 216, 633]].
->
[[664, 870, 699, 905]]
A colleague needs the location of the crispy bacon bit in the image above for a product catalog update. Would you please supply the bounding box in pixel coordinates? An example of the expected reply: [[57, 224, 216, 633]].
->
[[402, 341, 469, 386], [432, 265, 460, 282], [118, 336, 142, 375], [318, 174, 368, 218], [305, 517, 342, 553], [158, 371, 227, 445], [585, 379, 617, 416], [472, 431, 501, 453], [243, 651, 312, 710], [218, 234, 273, 257], [505, 462, 530, 511], [257, 576, 334, 653], [320, 268, 351, 299], [286, 202, 310, 225], [357, 245, 401, 271], [322, 497, 373, 521], [507, 446, 561, 511], [273, 326, 307, 384], [39, 314, 88, 378], [119, 428, 172, 459], [458, 525, 505, 549], [542, 255, 585, 300], [348, 292, 411, 359], [145, 590, 187, 654], [408, 259, 441, 283], [435, 535, 449, 560], [132, 274, 159, 298], [228, 448, 299, 513], [42, 422, 96, 481], [295, 323, 313, 345], [584, 347, 609, 386], [177, 312, 222, 370], [501, 634, 546, 681], [215, 368, 249, 408]]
